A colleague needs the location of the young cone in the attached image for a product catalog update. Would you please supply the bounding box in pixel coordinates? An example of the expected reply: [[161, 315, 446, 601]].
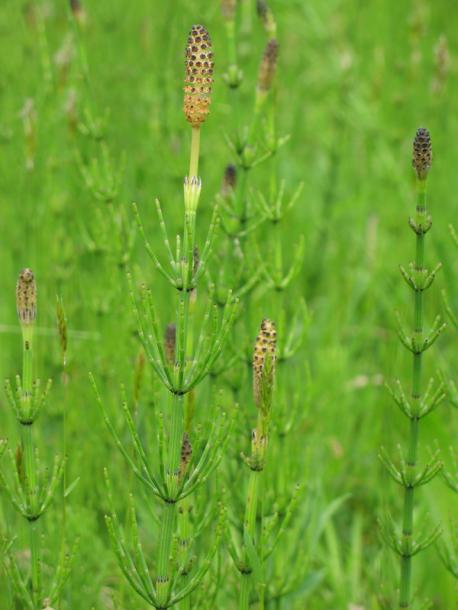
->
[[253, 318, 277, 412], [16, 268, 37, 326], [412, 127, 432, 181]]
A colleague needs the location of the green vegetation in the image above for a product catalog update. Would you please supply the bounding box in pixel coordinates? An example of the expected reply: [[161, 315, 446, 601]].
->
[[1, 0, 457, 608]]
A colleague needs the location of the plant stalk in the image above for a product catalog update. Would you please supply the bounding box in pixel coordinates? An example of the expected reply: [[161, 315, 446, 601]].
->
[[20, 325, 41, 608], [398, 185, 426, 609], [189, 127, 201, 178], [240, 409, 266, 610]]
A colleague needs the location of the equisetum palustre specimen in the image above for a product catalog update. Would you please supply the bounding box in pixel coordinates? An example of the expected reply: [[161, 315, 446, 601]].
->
[[1, 269, 73, 609], [91, 24, 239, 609], [381, 128, 446, 609]]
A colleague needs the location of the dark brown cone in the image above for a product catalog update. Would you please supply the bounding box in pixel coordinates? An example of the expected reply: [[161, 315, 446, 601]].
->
[[412, 128, 432, 179]]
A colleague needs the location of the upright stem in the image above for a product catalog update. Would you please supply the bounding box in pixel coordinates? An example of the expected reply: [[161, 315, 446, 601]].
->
[[177, 497, 192, 610], [236, 168, 249, 230], [240, 468, 261, 610], [226, 19, 237, 69], [272, 220, 283, 285], [20, 326, 41, 608], [240, 410, 265, 610], [189, 127, 201, 178], [157, 182, 195, 604], [156, 391, 184, 607], [60, 355, 68, 610], [156, 501, 176, 607], [398, 185, 426, 609], [178, 280, 197, 610], [240, 0, 253, 38]]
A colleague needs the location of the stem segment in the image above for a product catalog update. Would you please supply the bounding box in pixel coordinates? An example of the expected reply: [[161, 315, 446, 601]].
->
[[398, 185, 426, 609], [20, 325, 41, 608], [240, 468, 261, 609], [189, 127, 200, 179]]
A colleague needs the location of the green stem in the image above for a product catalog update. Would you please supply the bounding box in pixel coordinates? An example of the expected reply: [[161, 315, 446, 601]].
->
[[156, 501, 176, 607], [189, 127, 200, 178], [177, 499, 192, 610], [239, 577, 251, 610], [241, 0, 252, 37], [159, 121, 199, 609], [272, 219, 283, 285], [178, 286, 197, 610], [240, 468, 261, 610], [20, 326, 41, 608], [398, 186, 426, 609], [226, 20, 237, 68], [60, 349, 68, 610], [157, 391, 184, 608], [240, 409, 268, 610], [236, 168, 249, 231], [268, 83, 278, 202]]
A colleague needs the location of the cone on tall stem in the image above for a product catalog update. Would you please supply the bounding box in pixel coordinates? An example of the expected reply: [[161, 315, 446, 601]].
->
[[381, 129, 445, 609], [184, 24, 214, 180], [96, 24, 237, 609]]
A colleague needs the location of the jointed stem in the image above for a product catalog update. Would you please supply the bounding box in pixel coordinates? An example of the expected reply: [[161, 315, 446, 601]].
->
[[157, 191, 195, 605], [236, 169, 249, 230], [156, 501, 176, 607], [156, 391, 184, 608], [240, 410, 266, 610], [177, 497, 192, 610], [240, 468, 261, 610], [20, 326, 41, 608], [398, 186, 426, 609]]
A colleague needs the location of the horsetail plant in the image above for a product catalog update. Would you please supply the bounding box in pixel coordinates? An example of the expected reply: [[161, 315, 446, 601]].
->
[[230, 318, 302, 608], [226, 319, 281, 608], [380, 129, 446, 608], [0, 269, 73, 609], [216, 10, 311, 604], [92, 25, 238, 609]]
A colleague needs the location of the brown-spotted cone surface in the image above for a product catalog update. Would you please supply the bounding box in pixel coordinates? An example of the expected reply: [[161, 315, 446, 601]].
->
[[184, 25, 214, 127], [253, 318, 277, 407], [412, 128, 432, 180], [16, 268, 36, 325]]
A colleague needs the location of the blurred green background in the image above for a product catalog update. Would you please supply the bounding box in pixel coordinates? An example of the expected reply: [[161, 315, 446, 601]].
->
[[0, 0, 458, 608]]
